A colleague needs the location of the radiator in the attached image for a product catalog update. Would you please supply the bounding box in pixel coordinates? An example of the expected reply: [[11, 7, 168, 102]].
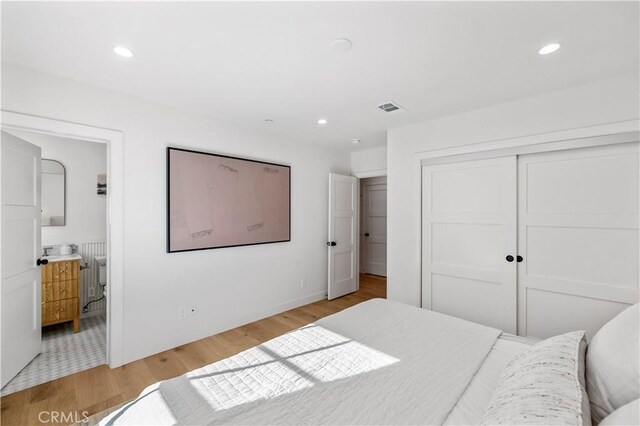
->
[[78, 241, 107, 316]]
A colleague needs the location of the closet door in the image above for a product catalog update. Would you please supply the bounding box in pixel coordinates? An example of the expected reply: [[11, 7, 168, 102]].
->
[[518, 143, 639, 339], [422, 157, 517, 333]]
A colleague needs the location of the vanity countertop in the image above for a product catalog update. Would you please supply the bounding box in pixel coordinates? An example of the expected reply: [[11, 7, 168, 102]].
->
[[43, 254, 82, 263]]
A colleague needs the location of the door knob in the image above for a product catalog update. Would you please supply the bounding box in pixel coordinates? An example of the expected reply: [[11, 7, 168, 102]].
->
[[364, 233, 370, 237], [506, 255, 514, 262], [517, 255, 523, 263], [37, 258, 49, 266], [326, 241, 337, 247]]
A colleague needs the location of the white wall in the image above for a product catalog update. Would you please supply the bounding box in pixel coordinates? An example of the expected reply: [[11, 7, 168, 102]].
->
[[1, 63, 350, 363], [387, 72, 640, 306], [8, 131, 107, 246], [350, 146, 387, 176]]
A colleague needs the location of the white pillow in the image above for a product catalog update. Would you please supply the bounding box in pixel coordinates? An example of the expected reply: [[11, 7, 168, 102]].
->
[[481, 331, 590, 425], [586, 304, 640, 424], [599, 399, 639, 426]]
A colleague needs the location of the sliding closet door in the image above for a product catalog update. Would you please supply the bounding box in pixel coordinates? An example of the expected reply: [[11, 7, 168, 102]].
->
[[518, 143, 639, 339], [422, 157, 517, 333]]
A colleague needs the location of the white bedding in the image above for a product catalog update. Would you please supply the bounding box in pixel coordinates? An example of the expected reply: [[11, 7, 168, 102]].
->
[[444, 335, 537, 425], [101, 299, 501, 425]]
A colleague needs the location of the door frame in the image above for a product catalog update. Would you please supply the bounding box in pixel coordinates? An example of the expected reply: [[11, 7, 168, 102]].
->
[[416, 124, 640, 310], [1, 110, 125, 368], [353, 170, 387, 280]]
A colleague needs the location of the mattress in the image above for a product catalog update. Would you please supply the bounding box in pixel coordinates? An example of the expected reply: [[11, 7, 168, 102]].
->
[[101, 298, 502, 425], [444, 334, 538, 425]]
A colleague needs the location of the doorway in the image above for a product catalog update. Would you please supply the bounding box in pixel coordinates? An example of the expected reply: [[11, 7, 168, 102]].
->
[[1, 111, 124, 394], [1, 130, 109, 395], [359, 176, 387, 277], [326, 173, 387, 300]]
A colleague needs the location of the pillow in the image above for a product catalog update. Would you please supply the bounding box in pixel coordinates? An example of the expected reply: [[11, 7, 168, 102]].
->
[[599, 399, 639, 426], [586, 304, 639, 424], [481, 331, 590, 425]]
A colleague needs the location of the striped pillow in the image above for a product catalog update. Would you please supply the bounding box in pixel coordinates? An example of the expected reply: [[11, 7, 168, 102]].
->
[[481, 331, 591, 425]]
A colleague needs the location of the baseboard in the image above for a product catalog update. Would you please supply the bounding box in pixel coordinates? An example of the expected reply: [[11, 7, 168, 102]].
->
[[237, 291, 327, 326]]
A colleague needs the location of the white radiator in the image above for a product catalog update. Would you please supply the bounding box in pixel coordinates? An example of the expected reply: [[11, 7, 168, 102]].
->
[[78, 241, 107, 316]]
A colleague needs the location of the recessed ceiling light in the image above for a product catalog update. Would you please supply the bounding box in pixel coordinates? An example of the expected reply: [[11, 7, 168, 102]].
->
[[351, 139, 361, 145], [264, 119, 274, 124], [331, 38, 353, 53], [113, 46, 135, 58], [317, 118, 328, 125], [538, 42, 561, 55]]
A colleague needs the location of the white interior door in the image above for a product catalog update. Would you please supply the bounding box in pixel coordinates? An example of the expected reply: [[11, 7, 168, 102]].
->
[[422, 157, 517, 333], [328, 173, 358, 300], [518, 142, 639, 339], [363, 179, 387, 276], [1, 131, 42, 387]]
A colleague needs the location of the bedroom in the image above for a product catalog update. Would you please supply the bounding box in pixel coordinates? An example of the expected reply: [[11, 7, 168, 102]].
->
[[0, 1, 638, 425]]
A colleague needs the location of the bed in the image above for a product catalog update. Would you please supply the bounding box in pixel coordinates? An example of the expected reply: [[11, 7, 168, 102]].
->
[[100, 298, 638, 425]]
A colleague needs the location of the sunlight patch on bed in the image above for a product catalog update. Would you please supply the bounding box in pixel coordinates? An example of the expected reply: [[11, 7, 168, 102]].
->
[[263, 324, 400, 384], [180, 324, 398, 414]]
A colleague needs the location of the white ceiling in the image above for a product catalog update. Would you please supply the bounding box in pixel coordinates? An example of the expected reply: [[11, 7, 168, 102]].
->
[[2, 2, 638, 151]]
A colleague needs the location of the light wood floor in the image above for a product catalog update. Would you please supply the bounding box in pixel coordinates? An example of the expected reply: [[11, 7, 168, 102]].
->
[[1, 274, 386, 425]]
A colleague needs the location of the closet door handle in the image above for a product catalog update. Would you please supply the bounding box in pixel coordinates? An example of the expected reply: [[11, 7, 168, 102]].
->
[[36, 258, 49, 266], [517, 255, 523, 263], [327, 241, 337, 247], [506, 255, 514, 262], [364, 233, 370, 237]]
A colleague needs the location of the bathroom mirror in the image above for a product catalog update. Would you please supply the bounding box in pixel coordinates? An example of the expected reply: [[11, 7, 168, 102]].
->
[[41, 159, 66, 226]]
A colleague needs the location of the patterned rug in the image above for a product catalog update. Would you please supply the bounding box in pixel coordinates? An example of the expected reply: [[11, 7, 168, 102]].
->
[[1, 314, 106, 395]]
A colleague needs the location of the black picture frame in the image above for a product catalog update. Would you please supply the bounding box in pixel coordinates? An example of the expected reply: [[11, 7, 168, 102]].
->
[[166, 147, 291, 253]]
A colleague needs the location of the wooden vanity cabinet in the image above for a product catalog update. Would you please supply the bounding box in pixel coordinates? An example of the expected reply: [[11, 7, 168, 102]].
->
[[41, 260, 80, 332]]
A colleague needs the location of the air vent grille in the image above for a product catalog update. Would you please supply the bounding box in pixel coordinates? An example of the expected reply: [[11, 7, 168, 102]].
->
[[378, 102, 404, 113]]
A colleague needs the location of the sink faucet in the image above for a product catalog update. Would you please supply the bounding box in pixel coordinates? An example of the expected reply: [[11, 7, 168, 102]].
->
[[43, 246, 54, 257]]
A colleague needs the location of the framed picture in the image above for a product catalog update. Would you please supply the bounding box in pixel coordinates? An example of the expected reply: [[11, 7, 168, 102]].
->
[[167, 147, 291, 252]]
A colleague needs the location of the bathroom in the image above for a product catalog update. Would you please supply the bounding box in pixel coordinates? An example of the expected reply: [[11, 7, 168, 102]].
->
[[1, 130, 108, 395]]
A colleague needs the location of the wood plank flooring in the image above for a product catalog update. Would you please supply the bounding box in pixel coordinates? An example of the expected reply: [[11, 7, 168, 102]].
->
[[0, 275, 386, 425]]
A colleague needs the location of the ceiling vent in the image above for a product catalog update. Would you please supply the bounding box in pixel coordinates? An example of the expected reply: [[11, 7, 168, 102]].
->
[[378, 102, 405, 113]]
